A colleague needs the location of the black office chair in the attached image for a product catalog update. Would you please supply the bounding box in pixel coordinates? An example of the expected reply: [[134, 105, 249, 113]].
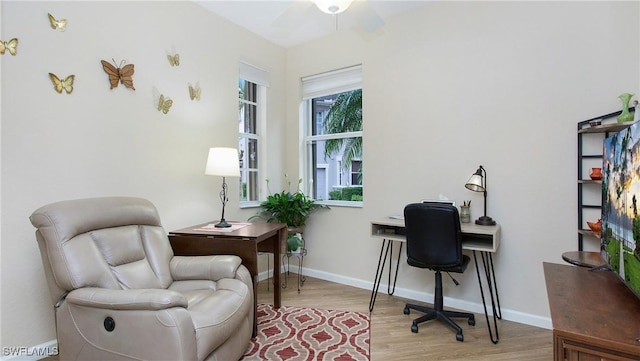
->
[[402, 202, 475, 342]]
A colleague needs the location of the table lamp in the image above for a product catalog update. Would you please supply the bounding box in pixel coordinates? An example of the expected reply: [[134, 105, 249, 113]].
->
[[465, 165, 496, 226], [205, 147, 240, 228]]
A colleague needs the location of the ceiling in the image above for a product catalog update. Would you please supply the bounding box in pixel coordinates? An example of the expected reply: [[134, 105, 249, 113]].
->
[[195, 1, 430, 48]]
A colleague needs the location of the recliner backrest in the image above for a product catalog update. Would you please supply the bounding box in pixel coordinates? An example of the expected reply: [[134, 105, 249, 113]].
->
[[404, 202, 463, 268], [30, 197, 175, 303]]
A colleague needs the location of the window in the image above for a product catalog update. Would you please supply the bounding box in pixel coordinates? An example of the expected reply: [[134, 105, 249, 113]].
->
[[238, 62, 268, 206], [301, 65, 363, 205]]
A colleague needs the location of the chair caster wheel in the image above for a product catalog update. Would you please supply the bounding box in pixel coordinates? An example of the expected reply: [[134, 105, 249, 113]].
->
[[456, 332, 464, 342], [403, 306, 410, 315], [468, 317, 475, 326], [411, 323, 418, 333]]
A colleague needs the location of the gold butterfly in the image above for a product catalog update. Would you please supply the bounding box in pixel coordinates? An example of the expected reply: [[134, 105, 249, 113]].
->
[[188, 84, 201, 101], [101, 59, 135, 90], [0, 38, 18, 56], [167, 53, 179, 67], [48, 73, 75, 94], [158, 94, 173, 114], [48, 13, 67, 31]]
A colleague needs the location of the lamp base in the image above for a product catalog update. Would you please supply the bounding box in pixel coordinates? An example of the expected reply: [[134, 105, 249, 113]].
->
[[475, 216, 496, 226], [215, 219, 231, 228]]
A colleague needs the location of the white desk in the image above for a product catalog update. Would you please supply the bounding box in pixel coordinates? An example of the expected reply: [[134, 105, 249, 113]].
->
[[369, 218, 502, 343]]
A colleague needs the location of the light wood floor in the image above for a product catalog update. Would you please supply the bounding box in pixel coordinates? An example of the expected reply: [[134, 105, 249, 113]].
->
[[260, 275, 553, 361], [43, 276, 553, 360]]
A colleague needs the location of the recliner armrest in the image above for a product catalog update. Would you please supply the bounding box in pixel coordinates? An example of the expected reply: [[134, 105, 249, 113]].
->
[[170, 255, 242, 281], [66, 288, 188, 310]]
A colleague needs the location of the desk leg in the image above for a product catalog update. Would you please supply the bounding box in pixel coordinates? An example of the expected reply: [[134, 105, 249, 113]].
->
[[483, 252, 502, 319], [369, 239, 402, 312], [473, 250, 501, 344], [388, 243, 402, 295]]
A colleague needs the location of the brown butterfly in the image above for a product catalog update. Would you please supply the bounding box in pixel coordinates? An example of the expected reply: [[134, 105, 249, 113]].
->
[[101, 59, 135, 90]]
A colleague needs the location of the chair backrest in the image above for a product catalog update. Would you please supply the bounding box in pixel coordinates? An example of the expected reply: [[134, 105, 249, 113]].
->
[[404, 202, 463, 269], [30, 197, 175, 303]]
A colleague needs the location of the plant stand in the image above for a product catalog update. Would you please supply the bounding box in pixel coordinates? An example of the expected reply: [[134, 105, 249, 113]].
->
[[259, 252, 274, 291], [282, 247, 307, 293]]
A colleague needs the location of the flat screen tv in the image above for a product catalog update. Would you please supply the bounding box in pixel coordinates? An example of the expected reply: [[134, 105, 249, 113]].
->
[[602, 121, 640, 297]]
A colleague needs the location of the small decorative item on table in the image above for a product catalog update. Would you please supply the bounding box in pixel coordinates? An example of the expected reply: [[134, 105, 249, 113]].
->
[[617, 93, 635, 123], [460, 201, 471, 223], [586, 219, 602, 237], [589, 167, 602, 180]]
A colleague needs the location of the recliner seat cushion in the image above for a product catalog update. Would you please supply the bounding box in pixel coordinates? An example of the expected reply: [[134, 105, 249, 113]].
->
[[169, 278, 251, 360]]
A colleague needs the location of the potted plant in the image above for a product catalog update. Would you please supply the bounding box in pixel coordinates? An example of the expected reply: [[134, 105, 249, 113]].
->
[[251, 176, 328, 252]]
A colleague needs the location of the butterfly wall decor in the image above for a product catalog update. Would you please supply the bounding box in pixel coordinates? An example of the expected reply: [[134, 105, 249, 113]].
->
[[167, 53, 179, 67], [0, 38, 18, 56], [158, 94, 173, 114], [48, 73, 75, 94], [100, 59, 135, 90], [48, 13, 67, 31], [188, 84, 201, 101]]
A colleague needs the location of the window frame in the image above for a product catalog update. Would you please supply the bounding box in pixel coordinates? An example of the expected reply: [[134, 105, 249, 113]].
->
[[300, 84, 363, 208], [238, 63, 268, 208]]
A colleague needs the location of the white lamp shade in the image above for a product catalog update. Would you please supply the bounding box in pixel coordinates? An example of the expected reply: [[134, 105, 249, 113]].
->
[[205, 147, 240, 177], [465, 174, 484, 192], [314, 0, 353, 14]]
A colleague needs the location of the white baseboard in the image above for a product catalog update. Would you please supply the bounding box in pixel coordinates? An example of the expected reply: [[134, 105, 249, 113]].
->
[[260, 263, 552, 330], [0, 340, 57, 361]]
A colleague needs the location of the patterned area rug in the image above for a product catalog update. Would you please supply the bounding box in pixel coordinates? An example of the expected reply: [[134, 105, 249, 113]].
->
[[241, 304, 370, 361]]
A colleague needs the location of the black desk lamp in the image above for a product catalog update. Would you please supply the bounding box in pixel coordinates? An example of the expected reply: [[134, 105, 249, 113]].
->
[[465, 165, 496, 226], [205, 147, 240, 228]]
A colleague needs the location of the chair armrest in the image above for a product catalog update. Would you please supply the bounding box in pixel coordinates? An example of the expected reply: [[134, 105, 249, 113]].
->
[[170, 255, 242, 281], [66, 288, 188, 310]]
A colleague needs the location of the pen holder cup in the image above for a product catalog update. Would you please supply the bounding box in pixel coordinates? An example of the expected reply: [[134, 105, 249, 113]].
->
[[460, 206, 471, 223]]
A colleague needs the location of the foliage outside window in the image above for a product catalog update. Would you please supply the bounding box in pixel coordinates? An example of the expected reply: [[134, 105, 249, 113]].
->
[[303, 89, 363, 205]]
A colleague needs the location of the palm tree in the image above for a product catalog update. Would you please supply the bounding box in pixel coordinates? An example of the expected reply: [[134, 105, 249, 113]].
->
[[322, 89, 362, 172]]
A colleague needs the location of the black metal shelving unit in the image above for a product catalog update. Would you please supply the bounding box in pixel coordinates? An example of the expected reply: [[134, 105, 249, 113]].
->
[[577, 109, 636, 250]]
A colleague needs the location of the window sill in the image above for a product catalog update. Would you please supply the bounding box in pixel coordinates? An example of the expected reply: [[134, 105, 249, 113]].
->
[[239, 201, 261, 209], [316, 200, 363, 208], [241, 200, 363, 209]]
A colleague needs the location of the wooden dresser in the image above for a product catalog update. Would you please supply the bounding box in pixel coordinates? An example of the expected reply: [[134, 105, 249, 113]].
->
[[544, 262, 640, 360]]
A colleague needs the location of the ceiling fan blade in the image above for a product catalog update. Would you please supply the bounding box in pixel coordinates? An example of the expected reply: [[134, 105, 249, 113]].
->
[[349, 0, 385, 32], [271, 1, 316, 33]]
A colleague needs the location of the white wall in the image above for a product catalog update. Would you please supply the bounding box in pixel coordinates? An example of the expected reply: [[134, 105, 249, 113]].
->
[[285, 1, 639, 326], [0, 0, 286, 351], [1, 0, 639, 353]]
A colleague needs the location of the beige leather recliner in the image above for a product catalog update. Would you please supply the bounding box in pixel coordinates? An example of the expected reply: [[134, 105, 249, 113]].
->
[[30, 197, 253, 361]]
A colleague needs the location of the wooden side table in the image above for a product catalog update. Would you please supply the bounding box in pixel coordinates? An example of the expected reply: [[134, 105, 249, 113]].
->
[[561, 251, 605, 268], [168, 221, 287, 337]]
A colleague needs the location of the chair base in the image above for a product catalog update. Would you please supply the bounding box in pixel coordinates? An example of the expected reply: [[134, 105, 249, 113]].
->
[[403, 271, 475, 342], [404, 303, 475, 341]]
